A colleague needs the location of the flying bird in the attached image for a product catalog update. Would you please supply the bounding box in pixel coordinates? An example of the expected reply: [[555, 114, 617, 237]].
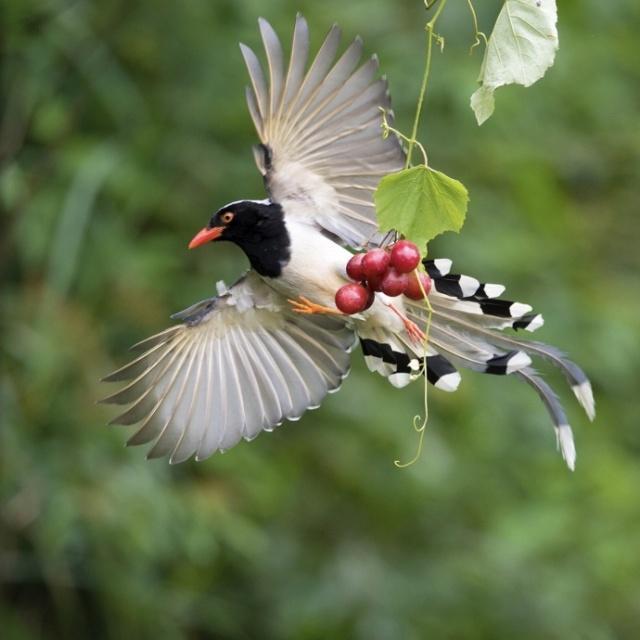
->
[[102, 16, 594, 469]]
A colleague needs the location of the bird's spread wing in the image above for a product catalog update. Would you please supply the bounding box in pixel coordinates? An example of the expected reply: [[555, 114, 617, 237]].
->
[[241, 15, 405, 247], [102, 272, 356, 462]]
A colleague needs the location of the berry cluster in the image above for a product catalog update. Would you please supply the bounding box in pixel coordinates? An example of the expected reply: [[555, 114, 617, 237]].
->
[[335, 240, 432, 314]]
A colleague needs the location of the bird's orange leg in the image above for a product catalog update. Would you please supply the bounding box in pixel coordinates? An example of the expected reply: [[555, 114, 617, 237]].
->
[[288, 296, 343, 316], [387, 303, 426, 343]]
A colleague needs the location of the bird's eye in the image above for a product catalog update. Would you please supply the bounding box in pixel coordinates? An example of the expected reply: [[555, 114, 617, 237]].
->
[[220, 212, 234, 224]]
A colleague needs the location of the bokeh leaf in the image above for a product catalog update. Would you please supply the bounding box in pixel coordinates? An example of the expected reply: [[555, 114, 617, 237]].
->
[[374, 165, 468, 248], [471, 0, 559, 125]]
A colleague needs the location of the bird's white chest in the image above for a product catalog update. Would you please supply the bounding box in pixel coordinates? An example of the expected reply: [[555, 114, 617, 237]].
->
[[266, 220, 350, 306]]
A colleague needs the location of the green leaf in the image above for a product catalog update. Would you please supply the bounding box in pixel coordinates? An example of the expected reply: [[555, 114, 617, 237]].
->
[[374, 165, 468, 248], [471, 0, 559, 125]]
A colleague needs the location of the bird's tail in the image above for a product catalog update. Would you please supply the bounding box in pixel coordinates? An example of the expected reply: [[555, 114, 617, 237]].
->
[[358, 258, 595, 470]]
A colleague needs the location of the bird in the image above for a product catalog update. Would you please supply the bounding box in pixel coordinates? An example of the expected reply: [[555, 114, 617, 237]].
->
[[102, 15, 594, 469]]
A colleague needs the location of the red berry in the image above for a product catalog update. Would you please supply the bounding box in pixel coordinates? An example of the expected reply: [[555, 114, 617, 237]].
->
[[381, 268, 409, 297], [362, 248, 390, 280], [404, 271, 432, 300], [335, 283, 371, 314], [362, 286, 375, 310], [390, 240, 421, 273], [346, 253, 365, 281], [366, 273, 384, 292]]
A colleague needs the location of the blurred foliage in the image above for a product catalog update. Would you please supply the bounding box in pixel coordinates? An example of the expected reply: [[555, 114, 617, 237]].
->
[[2, 0, 640, 638]]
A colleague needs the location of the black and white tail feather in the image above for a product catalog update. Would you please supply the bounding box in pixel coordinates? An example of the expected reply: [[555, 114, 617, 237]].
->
[[359, 258, 594, 470]]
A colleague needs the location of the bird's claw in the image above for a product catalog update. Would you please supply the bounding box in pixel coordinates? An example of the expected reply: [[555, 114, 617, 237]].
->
[[387, 303, 426, 343], [287, 296, 341, 316]]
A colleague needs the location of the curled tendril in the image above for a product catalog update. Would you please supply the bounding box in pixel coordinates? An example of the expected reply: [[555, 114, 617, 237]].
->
[[379, 107, 429, 167], [465, 0, 488, 55], [394, 394, 429, 469]]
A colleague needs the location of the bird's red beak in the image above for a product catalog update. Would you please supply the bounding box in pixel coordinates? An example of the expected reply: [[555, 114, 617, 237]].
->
[[188, 226, 224, 249]]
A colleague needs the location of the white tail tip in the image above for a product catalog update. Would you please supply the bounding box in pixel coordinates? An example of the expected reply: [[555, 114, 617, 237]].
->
[[572, 380, 595, 421], [557, 424, 576, 471]]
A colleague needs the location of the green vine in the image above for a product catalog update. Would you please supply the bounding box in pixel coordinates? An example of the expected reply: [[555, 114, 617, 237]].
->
[[377, 0, 560, 466]]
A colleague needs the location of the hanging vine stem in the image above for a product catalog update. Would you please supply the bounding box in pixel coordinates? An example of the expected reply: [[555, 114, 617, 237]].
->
[[394, 277, 434, 469], [387, 0, 448, 466], [382, 0, 462, 467], [404, 0, 449, 169]]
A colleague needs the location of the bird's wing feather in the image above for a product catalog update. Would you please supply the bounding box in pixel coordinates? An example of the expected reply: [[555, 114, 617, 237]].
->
[[241, 15, 405, 247], [102, 272, 355, 462]]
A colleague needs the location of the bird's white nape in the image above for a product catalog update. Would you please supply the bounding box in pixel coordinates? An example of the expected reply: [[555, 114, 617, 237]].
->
[[218, 198, 272, 210]]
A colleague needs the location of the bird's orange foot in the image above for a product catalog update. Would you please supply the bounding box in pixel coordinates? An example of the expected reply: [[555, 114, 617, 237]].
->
[[388, 303, 426, 343], [287, 296, 342, 316], [404, 318, 426, 344]]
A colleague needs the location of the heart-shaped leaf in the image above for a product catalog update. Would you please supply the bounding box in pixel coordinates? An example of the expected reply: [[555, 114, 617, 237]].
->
[[374, 165, 468, 249]]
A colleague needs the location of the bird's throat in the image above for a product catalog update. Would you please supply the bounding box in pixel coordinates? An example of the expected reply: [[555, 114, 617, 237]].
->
[[242, 232, 291, 278]]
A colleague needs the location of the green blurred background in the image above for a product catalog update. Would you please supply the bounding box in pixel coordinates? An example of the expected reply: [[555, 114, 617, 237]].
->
[[2, 0, 639, 638]]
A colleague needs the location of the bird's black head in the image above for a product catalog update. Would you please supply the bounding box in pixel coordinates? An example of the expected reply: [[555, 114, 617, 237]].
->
[[188, 199, 290, 278]]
